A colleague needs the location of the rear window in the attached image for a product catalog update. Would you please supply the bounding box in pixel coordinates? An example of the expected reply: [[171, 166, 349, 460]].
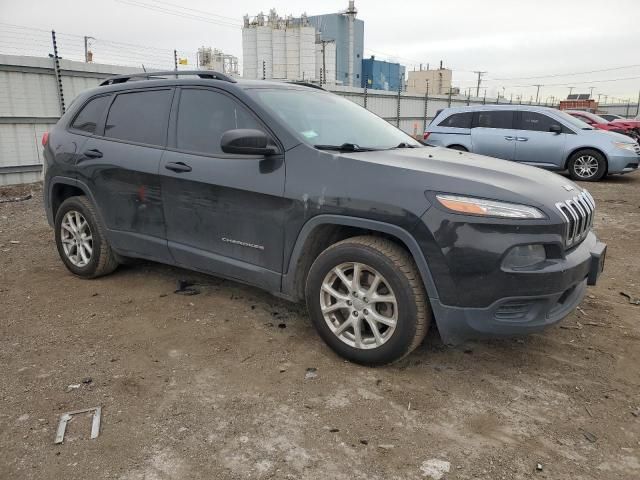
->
[[438, 112, 473, 128], [70, 96, 111, 134], [104, 89, 173, 146], [475, 111, 514, 129]]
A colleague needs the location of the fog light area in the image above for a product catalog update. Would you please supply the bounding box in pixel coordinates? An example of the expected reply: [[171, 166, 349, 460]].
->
[[502, 245, 547, 269]]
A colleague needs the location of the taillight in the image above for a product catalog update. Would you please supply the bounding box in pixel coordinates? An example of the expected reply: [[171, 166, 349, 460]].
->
[[423, 132, 431, 140], [41, 131, 49, 147]]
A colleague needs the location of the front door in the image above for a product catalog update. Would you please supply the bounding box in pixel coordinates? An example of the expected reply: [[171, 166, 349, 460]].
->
[[160, 87, 288, 291], [470, 110, 516, 160], [513, 111, 567, 168], [76, 88, 174, 262]]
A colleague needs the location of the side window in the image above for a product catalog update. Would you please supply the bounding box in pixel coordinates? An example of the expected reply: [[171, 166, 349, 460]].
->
[[520, 112, 562, 132], [104, 90, 173, 146], [438, 112, 473, 128], [475, 111, 514, 129], [176, 89, 262, 155], [70, 96, 111, 134]]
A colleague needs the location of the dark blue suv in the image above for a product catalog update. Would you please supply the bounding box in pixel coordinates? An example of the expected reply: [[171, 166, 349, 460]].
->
[[43, 71, 606, 365]]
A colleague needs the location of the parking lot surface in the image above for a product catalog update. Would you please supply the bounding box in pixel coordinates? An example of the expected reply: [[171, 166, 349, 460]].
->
[[1, 174, 639, 480]]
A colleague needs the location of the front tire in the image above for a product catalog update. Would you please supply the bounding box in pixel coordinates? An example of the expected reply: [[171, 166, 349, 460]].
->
[[54, 196, 118, 278], [305, 236, 430, 365], [568, 149, 606, 181]]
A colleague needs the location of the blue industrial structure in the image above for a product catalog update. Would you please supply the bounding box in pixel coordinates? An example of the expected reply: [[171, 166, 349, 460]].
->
[[307, 13, 364, 87], [361, 56, 406, 92]]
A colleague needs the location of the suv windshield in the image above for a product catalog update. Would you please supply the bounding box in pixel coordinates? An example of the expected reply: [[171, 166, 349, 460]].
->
[[247, 88, 421, 150]]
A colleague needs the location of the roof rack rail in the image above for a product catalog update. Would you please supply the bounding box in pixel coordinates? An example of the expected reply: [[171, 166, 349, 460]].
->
[[286, 81, 325, 90], [99, 70, 237, 86]]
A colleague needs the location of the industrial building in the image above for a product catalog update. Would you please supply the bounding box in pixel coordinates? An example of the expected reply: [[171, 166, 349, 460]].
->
[[241, 1, 361, 86], [197, 47, 239, 76], [361, 56, 405, 92], [307, 1, 363, 87], [406, 64, 453, 95], [242, 10, 336, 83]]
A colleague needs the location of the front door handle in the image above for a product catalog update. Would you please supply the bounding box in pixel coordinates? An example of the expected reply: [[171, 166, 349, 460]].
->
[[504, 136, 514, 141], [165, 161, 192, 173], [516, 137, 529, 142], [83, 148, 103, 158]]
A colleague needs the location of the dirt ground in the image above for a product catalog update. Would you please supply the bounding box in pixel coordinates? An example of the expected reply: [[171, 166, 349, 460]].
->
[[1, 174, 639, 480]]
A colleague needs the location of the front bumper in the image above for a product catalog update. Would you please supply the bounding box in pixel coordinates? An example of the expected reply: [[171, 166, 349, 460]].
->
[[430, 232, 606, 345], [607, 151, 639, 174]]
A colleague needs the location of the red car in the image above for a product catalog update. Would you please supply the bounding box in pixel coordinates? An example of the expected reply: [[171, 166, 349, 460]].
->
[[565, 110, 639, 141], [599, 113, 640, 132]]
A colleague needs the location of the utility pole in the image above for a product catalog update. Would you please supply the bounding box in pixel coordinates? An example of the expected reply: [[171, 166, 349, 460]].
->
[[568, 86, 575, 97], [423, 80, 429, 133], [318, 39, 332, 85], [534, 84, 542, 104], [474, 71, 486, 97], [262, 60, 266, 80], [636, 89, 640, 116], [173, 50, 178, 75], [447, 87, 453, 107], [597, 93, 602, 104], [83, 36, 94, 63], [588, 86, 595, 99]]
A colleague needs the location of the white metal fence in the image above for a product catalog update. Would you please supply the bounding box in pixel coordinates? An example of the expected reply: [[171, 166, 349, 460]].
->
[[1, 54, 638, 186]]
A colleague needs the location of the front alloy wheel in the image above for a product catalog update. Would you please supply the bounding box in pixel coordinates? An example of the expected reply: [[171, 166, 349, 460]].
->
[[568, 149, 606, 181], [306, 236, 430, 365], [320, 262, 398, 349]]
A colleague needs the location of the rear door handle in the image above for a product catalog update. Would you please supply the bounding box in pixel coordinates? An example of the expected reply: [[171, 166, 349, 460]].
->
[[165, 161, 192, 173], [504, 136, 514, 141], [516, 137, 529, 142], [83, 148, 103, 158]]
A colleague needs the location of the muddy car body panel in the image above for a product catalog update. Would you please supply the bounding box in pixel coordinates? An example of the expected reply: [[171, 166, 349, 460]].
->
[[43, 72, 607, 349]]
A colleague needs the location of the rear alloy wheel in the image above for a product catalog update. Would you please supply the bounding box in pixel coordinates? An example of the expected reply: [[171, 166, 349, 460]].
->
[[568, 149, 606, 181], [306, 236, 430, 365], [54, 196, 119, 278]]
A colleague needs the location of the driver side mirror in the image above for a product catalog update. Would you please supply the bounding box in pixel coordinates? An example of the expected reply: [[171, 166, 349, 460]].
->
[[220, 129, 277, 156], [549, 124, 562, 134]]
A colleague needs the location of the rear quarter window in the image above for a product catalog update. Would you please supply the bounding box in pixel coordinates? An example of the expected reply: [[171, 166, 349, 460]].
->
[[70, 96, 111, 134], [437, 112, 473, 128]]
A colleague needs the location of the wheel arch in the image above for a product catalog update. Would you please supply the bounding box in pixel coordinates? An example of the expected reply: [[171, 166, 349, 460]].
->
[[48, 177, 103, 227], [281, 215, 439, 303]]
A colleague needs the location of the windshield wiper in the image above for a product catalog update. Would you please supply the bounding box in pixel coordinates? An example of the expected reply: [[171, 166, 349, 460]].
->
[[314, 143, 378, 152]]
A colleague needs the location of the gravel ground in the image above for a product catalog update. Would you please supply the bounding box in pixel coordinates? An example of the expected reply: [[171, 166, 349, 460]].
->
[[1, 174, 639, 480]]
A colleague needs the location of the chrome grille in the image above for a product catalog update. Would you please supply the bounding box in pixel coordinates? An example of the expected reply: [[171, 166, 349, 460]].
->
[[555, 190, 595, 247], [634, 143, 640, 156]]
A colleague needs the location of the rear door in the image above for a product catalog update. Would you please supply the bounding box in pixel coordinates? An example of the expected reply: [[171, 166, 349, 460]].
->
[[470, 110, 516, 160], [513, 111, 567, 168], [160, 87, 288, 291], [76, 88, 174, 262]]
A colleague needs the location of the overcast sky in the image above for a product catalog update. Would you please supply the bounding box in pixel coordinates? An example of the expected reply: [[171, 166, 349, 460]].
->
[[2, 0, 639, 102]]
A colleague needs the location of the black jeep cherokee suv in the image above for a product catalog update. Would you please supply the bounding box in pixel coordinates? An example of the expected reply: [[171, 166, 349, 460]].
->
[[43, 71, 606, 365]]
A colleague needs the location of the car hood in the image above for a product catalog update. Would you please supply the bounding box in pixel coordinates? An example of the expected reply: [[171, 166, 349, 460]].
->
[[345, 146, 585, 208], [577, 128, 636, 142]]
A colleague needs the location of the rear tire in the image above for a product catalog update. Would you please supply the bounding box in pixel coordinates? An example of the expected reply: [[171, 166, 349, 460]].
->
[[305, 236, 430, 365], [567, 149, 606, 181], [447, 145, 468, 152], [54, 196, 119, 278]]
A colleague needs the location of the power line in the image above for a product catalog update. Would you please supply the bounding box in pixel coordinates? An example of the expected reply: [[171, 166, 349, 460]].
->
[[145, 0, 241, 23], [507, 75, 640, 88], [114, 0, 242, 28], [492, 63, 640, 81]]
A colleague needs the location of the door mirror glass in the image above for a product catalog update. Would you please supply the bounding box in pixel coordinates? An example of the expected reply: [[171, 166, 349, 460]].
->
[[220, 129, 276, 155], [549, 124, 562, 134]]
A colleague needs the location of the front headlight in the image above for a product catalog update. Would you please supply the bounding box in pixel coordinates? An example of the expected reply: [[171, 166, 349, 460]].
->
[[436, 194, 545, 219], [613, 141, 637, 152]]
